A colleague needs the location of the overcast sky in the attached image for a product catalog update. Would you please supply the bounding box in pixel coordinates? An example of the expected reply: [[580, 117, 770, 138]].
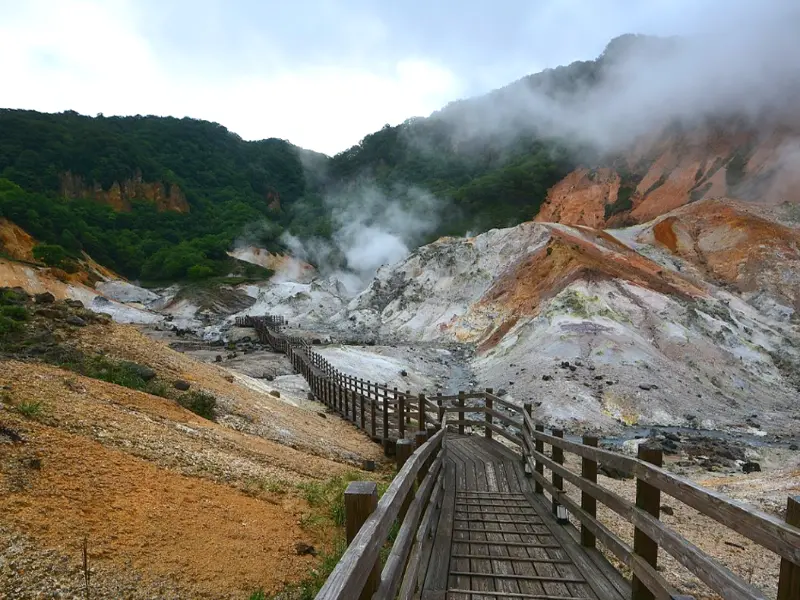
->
[[0, 0, 765, 155]]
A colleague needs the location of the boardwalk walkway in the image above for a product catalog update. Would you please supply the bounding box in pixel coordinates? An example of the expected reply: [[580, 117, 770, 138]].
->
[[423, 435, 626, 600], [238, 316, 800, 600]]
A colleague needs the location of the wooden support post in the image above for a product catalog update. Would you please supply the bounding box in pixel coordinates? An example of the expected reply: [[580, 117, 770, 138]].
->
[[395, 439, 414, 523], [344, 386, 350, 420], [778, 496, 800, 600], [632, 444, 663, 600], [551, 429, 564, 517], [405, 390, 412, 425], [418, 393, 426, 430], [484, 388, 493, 440], [382, 392, 389, 445], [436, 393, 444, 431], [458, 391, 465, 435], [534, 424, 544, 493], [581, 435, 599, 548], [344, 481, 380, 600], [398, 391, 405, 439], [370, 396, 377, 439], [359, 394, 365, 430]]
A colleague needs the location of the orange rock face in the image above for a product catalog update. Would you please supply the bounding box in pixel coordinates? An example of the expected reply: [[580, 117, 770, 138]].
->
[[60, 171, 190, 213], [537, 122, 800, 228], [0, 217, 37, 262], [640, 199, 800, 311]]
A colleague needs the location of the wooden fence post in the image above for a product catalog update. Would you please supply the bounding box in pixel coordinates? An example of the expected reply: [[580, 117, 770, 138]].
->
[[344, 481, 380, 600], [405, 390, 412, 425], [778, 495, 800, 600], [352, 391, 358, 423], [551, 429, 564, 517], [632, 444, 663, 600], [344, 386, 350, 420], [484, 388, 493, 440], [534, 424, 545, 493], [418, 393, 426, 430], [458, 391, 465, 435], [398, 391, 405, 439], [382, 390, 390, 454], [436, 393, 443, 431], [396, 439, 414, 523], [359, 394, 366, 430], [581, 435, 599, 548], [370, 396, 377, 440]]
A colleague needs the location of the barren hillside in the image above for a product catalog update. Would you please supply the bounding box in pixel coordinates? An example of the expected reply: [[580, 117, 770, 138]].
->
[[1, 292, 386, 599]]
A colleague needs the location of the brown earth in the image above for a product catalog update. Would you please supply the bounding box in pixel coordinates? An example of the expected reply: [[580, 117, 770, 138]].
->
[[0, 219, 36, 262], [0, 316, 387, 598]]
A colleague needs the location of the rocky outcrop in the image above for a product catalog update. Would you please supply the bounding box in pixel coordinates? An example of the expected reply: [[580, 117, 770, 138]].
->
[[537, 122, 800, 228], [60, 170, 189, 213], [0, 218, 36, 262]]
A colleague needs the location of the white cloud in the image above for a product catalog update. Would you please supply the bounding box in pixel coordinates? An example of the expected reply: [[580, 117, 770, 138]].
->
[[0, 0, 462, 154]]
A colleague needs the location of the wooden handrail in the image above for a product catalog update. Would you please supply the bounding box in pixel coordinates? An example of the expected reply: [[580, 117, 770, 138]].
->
[[520, 409, 796, 600], [521, 411, 800, 565], [316, 427, 444, 599]]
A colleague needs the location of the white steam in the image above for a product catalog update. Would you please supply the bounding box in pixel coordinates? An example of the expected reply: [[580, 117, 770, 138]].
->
[[282, 184, 447, 294], [434, 1, 800, 152]]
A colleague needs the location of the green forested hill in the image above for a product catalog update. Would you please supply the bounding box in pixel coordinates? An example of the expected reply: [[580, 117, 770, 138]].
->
[[0, 35, 657, 281], [0, 110, 330, 280]]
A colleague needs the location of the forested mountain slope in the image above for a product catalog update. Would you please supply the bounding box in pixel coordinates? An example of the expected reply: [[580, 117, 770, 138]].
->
[[0, 110, 330, 281]]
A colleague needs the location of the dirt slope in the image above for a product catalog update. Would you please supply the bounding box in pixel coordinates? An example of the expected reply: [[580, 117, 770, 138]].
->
[[1, 316, 385, 598]]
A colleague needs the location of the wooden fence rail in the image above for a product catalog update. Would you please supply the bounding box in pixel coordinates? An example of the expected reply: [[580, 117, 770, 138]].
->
[[237, 315, 800, 600]]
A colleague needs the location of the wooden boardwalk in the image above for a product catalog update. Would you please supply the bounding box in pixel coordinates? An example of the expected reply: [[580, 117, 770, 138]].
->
[[423, 435, 627, 600], [241, 316, 800, 600]]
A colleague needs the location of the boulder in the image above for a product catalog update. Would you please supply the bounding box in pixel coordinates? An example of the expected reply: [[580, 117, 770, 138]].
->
[[742, 461, 761, 474], [173, 380, 191, 391], [122, 362, 157, 381], [64, 299, 84, 309], [34, 292, 55, 304], [294, 542, 317, 556], [65, 315, 87, 327], [270, 390, 280, 398]]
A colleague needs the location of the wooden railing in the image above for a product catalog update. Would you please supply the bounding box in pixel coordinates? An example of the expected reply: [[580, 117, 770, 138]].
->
[[237, 315, 800, 600], [317, 419, 447, 600]]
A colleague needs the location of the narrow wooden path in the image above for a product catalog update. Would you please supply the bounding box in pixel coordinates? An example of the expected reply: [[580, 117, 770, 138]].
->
[[423, 436, 627, 600]]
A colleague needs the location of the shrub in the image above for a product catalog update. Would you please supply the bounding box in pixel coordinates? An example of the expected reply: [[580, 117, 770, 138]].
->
[[187, 264, 214, 280], [0, 315, 23, 335], [604, 185, 635, 218], [177, 390, 217, 420], [32, 243, 70, 268], [16, 400, 43, 418], [0, 305, 30, 321]]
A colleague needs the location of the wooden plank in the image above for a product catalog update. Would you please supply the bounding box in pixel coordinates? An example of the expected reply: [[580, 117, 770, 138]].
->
[[422, 461, 457, 598], [448, 572, 586, 584], [445, 591, 587, 600]]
